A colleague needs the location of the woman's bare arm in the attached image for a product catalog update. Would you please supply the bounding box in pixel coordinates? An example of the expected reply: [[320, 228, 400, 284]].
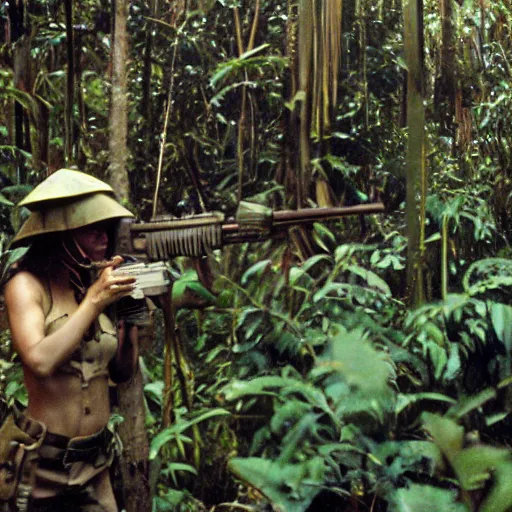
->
[[5, 259, 136, 377]]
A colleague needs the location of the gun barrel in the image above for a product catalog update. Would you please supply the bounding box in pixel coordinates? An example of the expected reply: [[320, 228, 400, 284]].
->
[[272, 202, 385, 226]]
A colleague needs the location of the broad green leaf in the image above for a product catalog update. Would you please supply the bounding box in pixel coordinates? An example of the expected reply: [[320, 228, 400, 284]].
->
[[219, 376, 298, 401], [163, 462, 198, 487], [446, 387, 496, 420], [443, 343, 462, 382], [289, 266, 313, 287], [144, 380, 164, 406], [422, 413, 463, 465], [347, 264, 391, 295], [389, 484, 468, 511], [480, 461, 512, 512], [149, 408, 230, 459], [228, 457, 325, 512], [490, 303, 512, 352], [396, 393, 456, 415], [241, 259, 272, 285], [323, 326, 392, 397], [453, 445, 512, 491], [172, 273, 216, 308], [426, 341, 448, 381], [154, 489, 187, 509], [312, 282, 346, 302]]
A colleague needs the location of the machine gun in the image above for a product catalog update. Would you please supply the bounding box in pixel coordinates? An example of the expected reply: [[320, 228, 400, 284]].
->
[[116, 201, 384, 260], [113, 200, 384, 300]]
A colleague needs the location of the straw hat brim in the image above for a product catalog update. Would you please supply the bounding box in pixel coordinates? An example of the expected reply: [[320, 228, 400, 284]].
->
[[11, 193, 134, 247]]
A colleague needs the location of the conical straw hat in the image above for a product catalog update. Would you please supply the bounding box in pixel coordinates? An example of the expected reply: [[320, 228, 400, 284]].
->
[[11, 193, 134, 246], [18, 169, 114, 209]]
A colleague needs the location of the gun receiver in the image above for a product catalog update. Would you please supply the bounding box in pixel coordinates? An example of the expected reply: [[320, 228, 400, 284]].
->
[[116, 201, 385, 261]]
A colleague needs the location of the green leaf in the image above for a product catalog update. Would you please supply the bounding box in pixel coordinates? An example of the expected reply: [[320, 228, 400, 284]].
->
[[0, 192, 13, 206], [162, 462, 198, 487], [490, 303, 512, 352], [422, 413, 464, 465], [389, 484, 468, 511], [396, 393, 456, 415], [302, 254, 332, 273], [219, 376, 298, 402], [241, 259, 272, 285], [446, 387, 496, 420], [1, 247, 29, 284], [228, 457, 325, 512], [284, 90, 306, 111], [453, 445, 512, 491], [347, 264, 392, 296], [144, 380, 164, 406], [480, 461, 512, 512], [237, 43, 271, 62], [172, 271, 216, 308], [443, 343, 462, 382], [323, 325, 393, 398], [149, 408, 230, 459]]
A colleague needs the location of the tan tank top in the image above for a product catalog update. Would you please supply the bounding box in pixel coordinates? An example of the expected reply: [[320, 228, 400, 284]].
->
[[43, 282, 118, 387]]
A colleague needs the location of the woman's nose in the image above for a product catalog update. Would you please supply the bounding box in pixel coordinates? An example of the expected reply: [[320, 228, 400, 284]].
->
[[97, 230, 109, 244]]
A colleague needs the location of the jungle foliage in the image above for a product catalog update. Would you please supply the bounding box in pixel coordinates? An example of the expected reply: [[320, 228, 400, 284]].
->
[[1, 0, 512, 511]]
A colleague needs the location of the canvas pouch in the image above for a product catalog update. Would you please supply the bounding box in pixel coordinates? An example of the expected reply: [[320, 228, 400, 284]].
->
[[0, 413, 45, 502]]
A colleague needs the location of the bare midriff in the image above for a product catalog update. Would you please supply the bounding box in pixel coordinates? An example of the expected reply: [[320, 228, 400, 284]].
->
[[24, 370, 111, 437]]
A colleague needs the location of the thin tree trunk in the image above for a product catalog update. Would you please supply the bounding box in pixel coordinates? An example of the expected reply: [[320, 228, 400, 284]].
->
[[64, 0, 74, 165], [117, 370, 150, 512], [108, 0, 130, 199], [108, 2, 151, 511], [9, 0, 26, 183], [404, 0, 426, 306], [437, 0, 456, 136]]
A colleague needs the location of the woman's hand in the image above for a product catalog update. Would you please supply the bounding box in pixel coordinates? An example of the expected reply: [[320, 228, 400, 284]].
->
[[86, 256, 136, 312]]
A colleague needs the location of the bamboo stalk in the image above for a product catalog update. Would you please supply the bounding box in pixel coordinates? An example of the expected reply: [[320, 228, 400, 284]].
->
[[404, 0, 426, 306], [64, 0, 74, 165]]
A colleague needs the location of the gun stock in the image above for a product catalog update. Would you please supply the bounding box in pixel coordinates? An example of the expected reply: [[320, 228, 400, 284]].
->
[[116, 201, 385, 261]]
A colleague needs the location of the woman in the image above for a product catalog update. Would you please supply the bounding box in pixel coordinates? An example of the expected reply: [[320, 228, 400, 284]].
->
[[2, 169, 139, 512]]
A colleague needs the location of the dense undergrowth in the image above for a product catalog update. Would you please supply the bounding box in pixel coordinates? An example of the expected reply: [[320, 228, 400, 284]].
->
[[137, 232, 512, 511]]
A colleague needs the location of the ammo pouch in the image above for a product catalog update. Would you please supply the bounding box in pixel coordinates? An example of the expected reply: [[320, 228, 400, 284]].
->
[[0, 413, 46, 504]]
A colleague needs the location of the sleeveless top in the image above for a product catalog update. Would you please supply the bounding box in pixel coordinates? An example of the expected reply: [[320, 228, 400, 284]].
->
[[43, 282, 118, 387]]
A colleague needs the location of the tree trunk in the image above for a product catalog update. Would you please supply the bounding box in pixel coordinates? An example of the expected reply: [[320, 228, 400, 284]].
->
[[9, 0, 27, 183], [108, 1, 151, 511], [117, 370, 151, 512], [403, 0, 426, 306], [108, 0, 130, 199], [64, 0, 74, 165], [436, 0, 456, 136]]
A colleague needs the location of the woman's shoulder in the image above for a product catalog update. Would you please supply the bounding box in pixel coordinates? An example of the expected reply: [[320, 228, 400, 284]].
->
[[4, 270, 46, 303]]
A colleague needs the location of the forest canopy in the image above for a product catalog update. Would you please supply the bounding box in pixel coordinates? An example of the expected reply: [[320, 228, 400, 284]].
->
[[1, 0, 512, 510]]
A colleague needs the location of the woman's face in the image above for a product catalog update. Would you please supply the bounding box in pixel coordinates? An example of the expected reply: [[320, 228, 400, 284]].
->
[[72, 221, 113, 261]]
